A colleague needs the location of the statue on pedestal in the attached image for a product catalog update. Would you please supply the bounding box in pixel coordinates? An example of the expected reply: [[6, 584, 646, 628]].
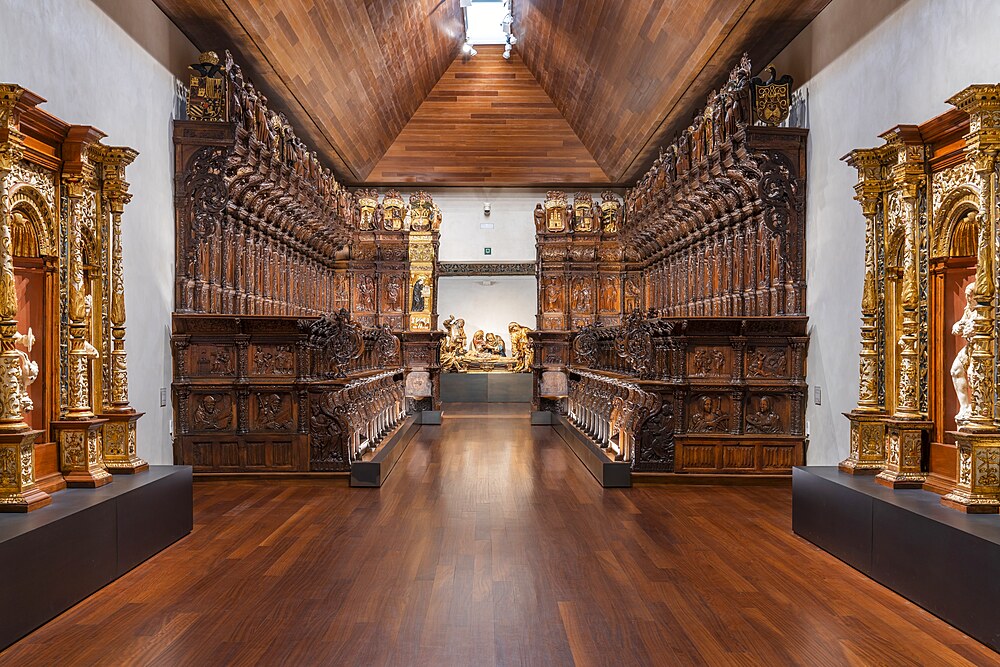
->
[[951, 282, 976, 424]]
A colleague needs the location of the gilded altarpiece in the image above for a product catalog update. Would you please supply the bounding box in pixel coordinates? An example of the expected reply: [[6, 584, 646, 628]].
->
[[0, 84, 146, 510], [842, 83, 1000, 512]]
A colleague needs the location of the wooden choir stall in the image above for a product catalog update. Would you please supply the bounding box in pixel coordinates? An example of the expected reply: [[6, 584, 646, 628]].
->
[[536, 57, 810, 485], [171, 52, 441, 480]]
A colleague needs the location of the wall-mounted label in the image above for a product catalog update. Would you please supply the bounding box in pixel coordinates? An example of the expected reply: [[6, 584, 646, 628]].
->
[[480, 223, 494, 229]]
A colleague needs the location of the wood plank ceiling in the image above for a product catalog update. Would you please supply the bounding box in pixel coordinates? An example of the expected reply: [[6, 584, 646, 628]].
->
[[515, 0, 833, 183], [368, 45, 608, 186], [151, 0, 464, 181], [155, 0, 832, 186]]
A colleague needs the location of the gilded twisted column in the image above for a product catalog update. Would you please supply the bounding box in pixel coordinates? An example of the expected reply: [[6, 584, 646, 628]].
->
[[895, 187, 922, 420], [840, 148, 889, 474], [64, 177, 95, 419], [102, 147, 137, 412], [98, 146, 147, 474]]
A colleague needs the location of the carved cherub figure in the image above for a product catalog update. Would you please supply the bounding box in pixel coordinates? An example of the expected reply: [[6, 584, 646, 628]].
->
[[952, 282, 976, 422], [12, 328, 37, 411]]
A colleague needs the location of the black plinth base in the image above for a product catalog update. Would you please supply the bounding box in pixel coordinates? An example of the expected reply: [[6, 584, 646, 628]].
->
[[793, 466, 1000, 652], [441, 373, 532, 403], [351, 415, 420, 487], [553, 415, 631, 488], [0, 465, 192, 649]]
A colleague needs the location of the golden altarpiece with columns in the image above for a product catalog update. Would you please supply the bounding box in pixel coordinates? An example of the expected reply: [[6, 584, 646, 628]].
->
[[841, 83, 1000, 512], [0, 85, 146, 511]]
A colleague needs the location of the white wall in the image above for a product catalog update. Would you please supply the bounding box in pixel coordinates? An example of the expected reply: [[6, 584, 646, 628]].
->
[[0, 0, 198, 464], [431, 188, 542, 346], [431, 187, 544, 261], [437, 276, 537, 353], [771, 0, 1000, 465]]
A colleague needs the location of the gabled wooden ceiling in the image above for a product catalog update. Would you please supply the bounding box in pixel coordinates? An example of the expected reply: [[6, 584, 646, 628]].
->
[[515, 0, 833, 183], [369, 45, 608, 186], [152, 0, 464, 181], [155, 0, 832, 186]]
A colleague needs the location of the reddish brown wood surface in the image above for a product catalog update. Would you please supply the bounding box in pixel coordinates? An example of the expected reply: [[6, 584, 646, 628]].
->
[[2, 404, 994, 665], [153, 0, 463, 181], [368, 46, 608, 186], [517, 0, 832, 182]]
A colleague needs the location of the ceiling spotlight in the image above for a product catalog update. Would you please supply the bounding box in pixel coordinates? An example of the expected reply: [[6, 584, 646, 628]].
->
[[502, 50, 511, 60], [508, 35, 517, 45], [469, 47, 478, 57], [462, 41, 473, 55]]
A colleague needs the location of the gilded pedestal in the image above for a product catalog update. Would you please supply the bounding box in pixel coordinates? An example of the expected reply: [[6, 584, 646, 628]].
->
[[875, 419, 931, 489], [0, 429, 50, 512], [840, 412, 886, 474], [100, 411, 147, 474], [52, 419, 111, 488], [941, 432, 1000, 513]]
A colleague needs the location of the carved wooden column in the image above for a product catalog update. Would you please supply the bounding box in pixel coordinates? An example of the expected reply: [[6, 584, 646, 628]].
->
[[876, 129, 931, 488], [51, 127, 111, 488], [0, 86, 49, 511], [841, 149, 890, 475], [942, 85, 1000, 512], [97, 146, 147, 474]]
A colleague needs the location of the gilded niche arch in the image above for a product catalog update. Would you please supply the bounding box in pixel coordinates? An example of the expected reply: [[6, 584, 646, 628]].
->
[[8, 185, 56, 257], [934, 191, 980, 259]]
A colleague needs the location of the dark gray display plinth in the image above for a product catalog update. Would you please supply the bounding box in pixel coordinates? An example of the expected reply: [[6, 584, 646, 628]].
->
[[553, 415, 631, 488], [793, 466, 1000, 652], [0, 465, 193, 649], [441, 373, 532, 403]]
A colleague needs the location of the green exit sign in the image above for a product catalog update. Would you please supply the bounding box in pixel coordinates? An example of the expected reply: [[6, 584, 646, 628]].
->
[[484, 247, 492, 255]]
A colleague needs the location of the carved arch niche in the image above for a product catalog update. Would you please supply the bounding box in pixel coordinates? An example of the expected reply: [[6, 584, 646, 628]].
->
[[927, 187, 980, 493], [8, 177, 61, 489]]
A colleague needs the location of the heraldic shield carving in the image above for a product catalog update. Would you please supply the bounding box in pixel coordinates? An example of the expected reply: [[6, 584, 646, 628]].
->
[[750, 66, 793, 127]]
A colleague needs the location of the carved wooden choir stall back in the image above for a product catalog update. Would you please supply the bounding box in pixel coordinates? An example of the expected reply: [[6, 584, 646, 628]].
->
[[0, 84, 147, 511], [840, 82, 1000, 514], [537, 57, 810, 475], [171, 52, 442, 474]]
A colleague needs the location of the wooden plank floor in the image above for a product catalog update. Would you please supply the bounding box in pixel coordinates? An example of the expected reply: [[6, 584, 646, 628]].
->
[[2, 403, 997, 666]]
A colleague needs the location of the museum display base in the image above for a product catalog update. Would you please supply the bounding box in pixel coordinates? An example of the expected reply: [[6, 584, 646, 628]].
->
[[792, 466, 1000, 652], [351, 415, 420, 487], [440, 373, 532, 403], [0, 465, 193, 650], [552, 415, 631, 488]]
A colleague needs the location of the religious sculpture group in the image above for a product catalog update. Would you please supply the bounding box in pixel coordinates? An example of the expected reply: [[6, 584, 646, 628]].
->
[[538, 56, 810, 475], [439, 316, 533, 373], [0, 84, 147, 511], [840, 81, 1000, 513]]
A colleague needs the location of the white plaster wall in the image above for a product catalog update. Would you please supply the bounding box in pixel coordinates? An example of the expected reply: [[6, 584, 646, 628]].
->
[[431, 187, 545, 261], [437, 276, 537, 353], [770, 0, 1000, 465], [0, 0, 198, 464], [431, 188, 542, 345]]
